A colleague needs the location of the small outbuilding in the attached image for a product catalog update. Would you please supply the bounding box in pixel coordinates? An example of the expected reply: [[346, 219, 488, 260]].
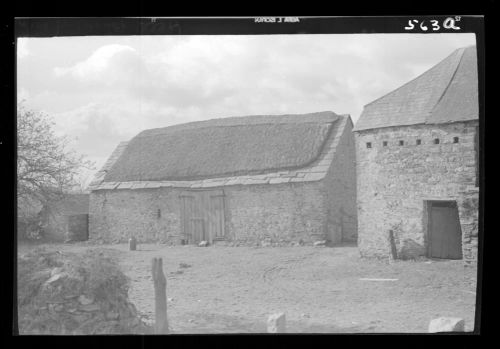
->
[[353, 46, 479, 264], [39, 193, 90, 241], [88, 111, 357, 246]]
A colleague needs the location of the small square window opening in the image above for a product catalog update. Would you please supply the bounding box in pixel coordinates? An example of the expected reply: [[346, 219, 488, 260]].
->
[[383, 141, 388, 147], [453, 137, 459, 143], [399, 140, 404, 146], [434, 138, 440, 144], [416, 139, 421, 145], [366, 142, 372, 148]]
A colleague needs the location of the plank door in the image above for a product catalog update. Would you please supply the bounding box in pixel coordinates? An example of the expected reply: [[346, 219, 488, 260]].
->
[[207, 193, 225, 241], [180, 194, 196, 244], [429, 201, 463, 259], [180, 190, 225, 244]]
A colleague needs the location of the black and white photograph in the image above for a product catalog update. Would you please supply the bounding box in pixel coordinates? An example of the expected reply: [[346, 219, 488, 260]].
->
[[14, 17, 483, 335]]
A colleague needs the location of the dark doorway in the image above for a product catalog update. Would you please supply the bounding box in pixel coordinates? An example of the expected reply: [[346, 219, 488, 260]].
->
[[427, 201, 462, 259], [67, 214, 89, 241]]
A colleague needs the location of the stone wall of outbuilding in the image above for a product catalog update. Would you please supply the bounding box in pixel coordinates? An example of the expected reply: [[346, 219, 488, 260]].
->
[[355, 120, 479, 264]]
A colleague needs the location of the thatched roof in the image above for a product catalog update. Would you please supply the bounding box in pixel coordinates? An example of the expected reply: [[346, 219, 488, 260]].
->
[[90, 114, 353, 190], [103, 111, 340, 182], [354, 45, 478, 131]]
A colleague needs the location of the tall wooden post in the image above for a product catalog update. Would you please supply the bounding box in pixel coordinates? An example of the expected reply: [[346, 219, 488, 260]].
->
[[152, 257, 169, 334], [388, 230, 398, 260]]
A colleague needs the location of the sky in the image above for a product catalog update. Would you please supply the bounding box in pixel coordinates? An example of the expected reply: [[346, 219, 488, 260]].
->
[[17, 33, 476, 186]]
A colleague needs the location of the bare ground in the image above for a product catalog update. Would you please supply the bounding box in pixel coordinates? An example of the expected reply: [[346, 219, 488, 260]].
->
[[17, 242, 478, 333]]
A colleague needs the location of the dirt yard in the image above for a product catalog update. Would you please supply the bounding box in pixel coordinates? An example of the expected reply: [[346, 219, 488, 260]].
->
[[17, 242, 478, 333]]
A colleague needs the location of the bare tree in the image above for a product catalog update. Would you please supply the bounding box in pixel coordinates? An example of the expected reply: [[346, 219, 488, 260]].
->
[[17, 102, 94, 238]]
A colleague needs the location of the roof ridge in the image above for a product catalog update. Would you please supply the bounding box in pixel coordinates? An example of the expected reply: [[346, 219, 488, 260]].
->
[[138, 111, 339, 135], [427, 47, 467, 121], [138, 120, 338, 138], [362, 47, 465, 110]]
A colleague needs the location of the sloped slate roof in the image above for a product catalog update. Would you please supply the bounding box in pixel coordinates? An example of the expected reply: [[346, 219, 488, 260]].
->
[[89, 113, 353, 190], [353, 45, 478, 131], [102, 111, 339, 182], [88, 141, 129, 188]]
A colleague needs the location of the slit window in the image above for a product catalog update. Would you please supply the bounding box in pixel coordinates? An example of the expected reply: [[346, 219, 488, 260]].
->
[[157, 209, 161, 219], [366, 142, 372, 148], [383, 141, 388, 147], [416, 139, 421, 145], [453, 137, 459, 143], [434, 138, 440, 144], [399, 140, 404, 146]]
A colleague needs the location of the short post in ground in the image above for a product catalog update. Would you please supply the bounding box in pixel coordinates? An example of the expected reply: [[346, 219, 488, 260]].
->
[[129, 237, 137, 251], [267, 312, 286, 333], [152, 257, 169, 334], [428, 317, 465, 332]]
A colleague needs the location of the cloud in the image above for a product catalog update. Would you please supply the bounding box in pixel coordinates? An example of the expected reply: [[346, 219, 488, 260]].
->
[[54, 44, 148, 86], [52, 41, 238, 109], [49, 99, 205, 159], [49, 34, 475, 122]]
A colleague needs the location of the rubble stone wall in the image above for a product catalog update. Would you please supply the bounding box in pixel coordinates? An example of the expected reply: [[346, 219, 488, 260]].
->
[[322, 117, 358, 243], [225, 182, 327, 245], [89, 182, 329, 245], [89, 187, 182, 244]]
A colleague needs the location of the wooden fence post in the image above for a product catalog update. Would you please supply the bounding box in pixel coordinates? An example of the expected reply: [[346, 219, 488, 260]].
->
[[388, 230, 398, 260], [152, 257, 169, 334]]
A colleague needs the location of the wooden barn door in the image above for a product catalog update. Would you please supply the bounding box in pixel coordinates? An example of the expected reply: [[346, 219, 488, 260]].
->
[[180, 190, 225, 244], [428, 201, 462, 259], [208, 192, 225, 241], [180, 194, 196, 243]]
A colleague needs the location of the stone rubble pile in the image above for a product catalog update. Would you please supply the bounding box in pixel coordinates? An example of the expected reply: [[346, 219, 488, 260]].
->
[[18, 249, 152, 335]]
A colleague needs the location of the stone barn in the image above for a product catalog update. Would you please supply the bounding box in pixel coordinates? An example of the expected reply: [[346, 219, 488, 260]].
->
[[39, 193, 90, 241], [88, 111, 357, 246], [353, 45, 479, 264]]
